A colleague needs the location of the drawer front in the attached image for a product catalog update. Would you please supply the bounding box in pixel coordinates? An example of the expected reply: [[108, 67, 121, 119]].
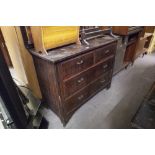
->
[[94, 57, 114, 78], [91, 71, 112, 93], [95, 43, 117, 63], [64, 71, 112, 115], [59, 52, 94, 79], [63, 67, 94, 98]]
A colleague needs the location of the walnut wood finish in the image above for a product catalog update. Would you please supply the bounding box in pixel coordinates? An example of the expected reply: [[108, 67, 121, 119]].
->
[[94, 42, 116, 63], [59, 52, 94, 79], [31, 37, 117, 125], [62, 56, 114, 98], [32, 57, 61, 114]]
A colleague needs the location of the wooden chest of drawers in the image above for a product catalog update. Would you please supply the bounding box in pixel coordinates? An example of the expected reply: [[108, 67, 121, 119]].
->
[[30, 36, 117, 125]]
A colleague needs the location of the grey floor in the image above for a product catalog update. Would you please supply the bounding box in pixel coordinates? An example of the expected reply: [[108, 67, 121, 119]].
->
[[0, 120, 4, 129], [42, 53, 155, 129]]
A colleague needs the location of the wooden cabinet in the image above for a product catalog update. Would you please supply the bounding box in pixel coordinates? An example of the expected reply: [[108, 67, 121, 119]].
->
[[141, 26, 155, 37], [112, 26, 129, 35], [112, 26, 143, 36], [124, 42, 137, 62], [30, 36, 117, 125], [135, 33, 153, 58], [112, 26, 144, 66], [135, 37, 147, 58], [141, 27, 155, 53]]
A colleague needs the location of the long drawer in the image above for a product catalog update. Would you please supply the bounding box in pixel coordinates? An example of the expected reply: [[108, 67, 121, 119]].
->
[[64, 70, 112, 115], [63, 67, 94, 98], [58, 52, 94, 80], [94, 42, 117, 63], [63, 56, 114, 98], [94, 56, 114, 77]]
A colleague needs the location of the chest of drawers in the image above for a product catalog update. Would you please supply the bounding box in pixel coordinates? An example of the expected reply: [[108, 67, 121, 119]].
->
[[30, 37, 117, 125]]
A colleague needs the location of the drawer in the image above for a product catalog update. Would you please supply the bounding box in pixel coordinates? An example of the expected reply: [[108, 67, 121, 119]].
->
[[94, 57, 114, 78], [94, 43, 117, 63], [63, 67, 94, 98], [64, 71, 111, 115], [58, 52, 94, 79], [91, 71, 112, 93]]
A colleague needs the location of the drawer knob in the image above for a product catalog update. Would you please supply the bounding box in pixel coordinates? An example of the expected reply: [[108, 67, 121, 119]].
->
[[105, 49, 110, 54], [77, 77, 84, 83], [103, 64, 108, 69], [76, 60, 84, 65], [100, 79, 106, 83], [78, 95, 84, 100]]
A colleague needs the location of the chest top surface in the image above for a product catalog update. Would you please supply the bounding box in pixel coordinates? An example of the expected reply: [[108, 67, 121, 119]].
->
[[30, 35, 117, 63]]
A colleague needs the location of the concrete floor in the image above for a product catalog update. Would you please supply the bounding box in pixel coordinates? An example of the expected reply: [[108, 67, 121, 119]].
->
[[42, 53, 155, 128]]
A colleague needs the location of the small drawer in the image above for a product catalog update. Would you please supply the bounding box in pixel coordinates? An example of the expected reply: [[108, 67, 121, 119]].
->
[[95, 43, 117, 63], [58, 52, 94, 80], [63, 68, 94, 98], [64, 71, 112, 115], [94, 57, 114, 78], [91, 71, 111, 93]]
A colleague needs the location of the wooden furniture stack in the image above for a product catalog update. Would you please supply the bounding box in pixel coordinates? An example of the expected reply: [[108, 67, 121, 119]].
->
[[112, 26, 144, 66], [24, 27, 117, 125]]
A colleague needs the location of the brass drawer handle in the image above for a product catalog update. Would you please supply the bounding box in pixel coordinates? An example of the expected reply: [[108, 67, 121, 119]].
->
[[78, 94, 84, 100], [76, 60, 84, 65], [105, 49, 110, 54], [103, 64, 108, 69], [100, 79, 106, 83], [77, 77, 84, 83]]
